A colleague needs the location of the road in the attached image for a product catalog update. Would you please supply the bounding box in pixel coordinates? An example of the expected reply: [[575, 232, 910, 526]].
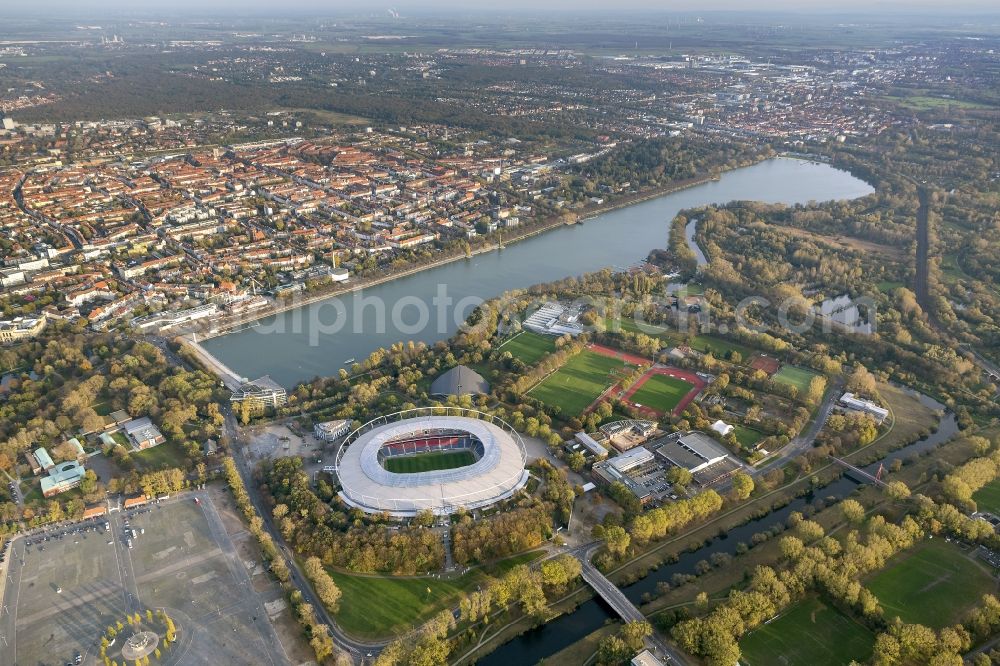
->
[[223, 406, 388, 661], [754, 377, 844, 477], [573, 543, 690, 665]]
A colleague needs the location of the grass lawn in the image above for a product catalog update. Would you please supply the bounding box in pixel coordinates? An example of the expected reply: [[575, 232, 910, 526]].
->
[[327, 550, 543, 639], [740, 597, 874, 666], [866, 538, 996, 628], [628, 373, 694, 414], [383, 450, 476, 473], [734, 425, 765, 448], [500, 331, 557, 365], [605, 316, 680, 344], [877, 280, 905, 293], [974, 479, 1000, 514], [528, 349, 635, 416], [690, 335, 755, 361], [131, 439, 189, 472], [773, 365, 822, 395]]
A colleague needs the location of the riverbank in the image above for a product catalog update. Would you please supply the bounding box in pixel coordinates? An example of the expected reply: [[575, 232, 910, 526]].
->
[[175, 169, 737, 343]]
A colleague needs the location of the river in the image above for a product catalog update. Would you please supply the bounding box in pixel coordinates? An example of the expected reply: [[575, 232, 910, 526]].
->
[[478, 393, 956, 666], [201, 158, 874, 387]]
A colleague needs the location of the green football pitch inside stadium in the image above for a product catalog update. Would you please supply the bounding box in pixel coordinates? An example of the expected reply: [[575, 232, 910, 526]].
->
[[383, 450, 477, 473]]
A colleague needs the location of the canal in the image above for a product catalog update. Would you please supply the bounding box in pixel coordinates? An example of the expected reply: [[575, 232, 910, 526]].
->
[[202, 158, 874, 387], [477, 395, 955, 666]]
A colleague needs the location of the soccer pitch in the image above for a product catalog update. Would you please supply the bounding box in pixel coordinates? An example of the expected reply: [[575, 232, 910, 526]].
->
[[628, 373, 694, 414], [500, 331, 557, 365], [974, 479, 1000, 514], [528, 350, 633, 416], [740, 597, 874, 666], [383, 450, 477, 473], [866, 538, 995, 627]]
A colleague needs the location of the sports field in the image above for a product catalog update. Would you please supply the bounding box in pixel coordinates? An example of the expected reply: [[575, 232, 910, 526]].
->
[[740, 597, 874, 666], [773, 365, 822, 394], [628, 373, 694, 414], [974, 479, 1000, 514], [328, 550, 544, 638], [500, 331, 557, 365], [528, 349, 635, 416], [383, 450, 477, 473], [866, 538, 995, 627]]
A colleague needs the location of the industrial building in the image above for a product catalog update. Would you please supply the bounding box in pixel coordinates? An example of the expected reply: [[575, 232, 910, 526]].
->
[[592, 447, 672, 505], [838, 392, 889, 424], [655, 431, 740, 486]]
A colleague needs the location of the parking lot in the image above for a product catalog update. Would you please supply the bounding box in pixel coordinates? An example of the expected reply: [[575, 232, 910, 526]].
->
[[0, 494, 290, 666]]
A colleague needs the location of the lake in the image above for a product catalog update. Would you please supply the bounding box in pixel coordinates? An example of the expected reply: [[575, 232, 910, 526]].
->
[[202, 157, 874, 387]]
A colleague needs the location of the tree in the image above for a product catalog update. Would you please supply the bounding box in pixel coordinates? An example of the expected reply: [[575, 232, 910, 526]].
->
[[303, 556, 342, 611], [666, 466, 693, 487], [841, 498, 866, 524], [596, 634, 632, 665], [603, 525, 631, 558], [885, 481, 911, 501], [731, 472, 754, 500]]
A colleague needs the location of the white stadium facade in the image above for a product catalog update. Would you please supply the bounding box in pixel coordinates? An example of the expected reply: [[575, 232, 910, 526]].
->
[[334, 409, 530, 517]]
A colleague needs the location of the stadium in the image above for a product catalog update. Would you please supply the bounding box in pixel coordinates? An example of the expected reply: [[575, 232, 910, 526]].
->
[[335, 408, 530, 517]]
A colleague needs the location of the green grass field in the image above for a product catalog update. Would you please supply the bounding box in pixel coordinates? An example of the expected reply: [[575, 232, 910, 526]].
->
[[773, 365, 822, 395], [500, 331, 557, 365], [734, 425, 765, 448], [130, 439, 189, 471], [740, 597, 875, 666], [866, 538, 995, 627], [690, 335, 755, 361], [628, 373, 694, 414], [974, 479, 1000, 514], [383, 450, 476, 473], [528, 349, 635, 416], [327, 550, 543, 638]]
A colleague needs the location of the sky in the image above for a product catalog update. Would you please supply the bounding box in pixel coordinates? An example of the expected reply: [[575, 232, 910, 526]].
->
[[4, 0, 999, 14]]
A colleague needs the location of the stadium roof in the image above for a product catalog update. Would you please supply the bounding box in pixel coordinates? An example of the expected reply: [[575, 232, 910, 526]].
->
[[430, 365, 490, 397], [337, 415, 526, 516]]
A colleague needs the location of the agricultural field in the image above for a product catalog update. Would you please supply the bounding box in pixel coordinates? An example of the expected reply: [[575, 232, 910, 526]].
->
[[383, 450, 477, 473], [500, 331, 557, 365], [527, 349, 636, 416], [327, 550, 543, 639], [627, 373, 694, 414], [772, 365, 822, 395], [866, 538, 996, 628], [973, 479, 1000, 515], [740, 597, 874, 666]]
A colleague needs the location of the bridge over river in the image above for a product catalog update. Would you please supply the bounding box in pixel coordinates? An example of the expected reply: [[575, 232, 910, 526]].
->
[[572, 544, 689, 665]]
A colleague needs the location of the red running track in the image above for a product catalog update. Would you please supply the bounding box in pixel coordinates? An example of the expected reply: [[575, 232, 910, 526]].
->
[[583, 344, 707, 417], [620, 365, 707, 418]]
